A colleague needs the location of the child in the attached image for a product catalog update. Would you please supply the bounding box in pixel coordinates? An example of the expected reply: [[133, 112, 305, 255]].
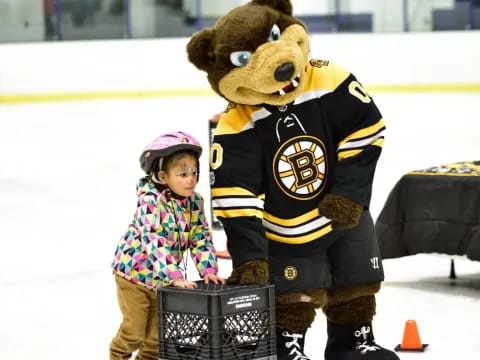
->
[[109, 130, 224, 360]]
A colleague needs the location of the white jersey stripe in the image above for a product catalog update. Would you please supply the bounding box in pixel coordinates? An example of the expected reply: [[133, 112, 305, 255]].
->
[[212, 197, 265, 210], [338, 129, 385, 151], [262, 216, 331, 236], [294, 89, 332, 105], [238, 91, 332, 132]]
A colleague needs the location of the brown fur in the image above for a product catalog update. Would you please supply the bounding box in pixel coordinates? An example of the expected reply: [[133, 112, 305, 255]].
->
[[186, 0, 307, 105], [276, 302, 316, 332], [187, 0, 382, 333], [186, 28, 215, 73], [218, 24, 308, 105], [327, 282, 381, 306], [318, 193, 364, 230], [305, 288, 328, 308], [275, 289, 327, 307], [251, 0, 293, 15], [227, 259, 269, 284], [323, 295, 376, 324]]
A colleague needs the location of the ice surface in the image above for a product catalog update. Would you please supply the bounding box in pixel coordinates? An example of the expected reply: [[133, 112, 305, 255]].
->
[[1, 92, 479, 359]]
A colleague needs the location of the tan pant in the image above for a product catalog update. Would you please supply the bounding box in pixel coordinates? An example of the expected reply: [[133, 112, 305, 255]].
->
[[110, 275, 158, 360]]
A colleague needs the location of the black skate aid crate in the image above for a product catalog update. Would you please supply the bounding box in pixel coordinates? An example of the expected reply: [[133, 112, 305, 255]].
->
[[157, 282, 276, 360]]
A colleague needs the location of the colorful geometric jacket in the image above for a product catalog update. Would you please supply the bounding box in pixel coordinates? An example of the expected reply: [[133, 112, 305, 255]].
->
[[111, 176, 218, 291]]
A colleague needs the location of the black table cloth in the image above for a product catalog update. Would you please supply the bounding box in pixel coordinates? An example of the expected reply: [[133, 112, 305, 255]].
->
[[375, 161, 480, 261]]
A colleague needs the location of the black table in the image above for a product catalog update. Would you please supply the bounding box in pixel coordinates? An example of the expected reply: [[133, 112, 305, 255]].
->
[[375, 161, 480, 262]]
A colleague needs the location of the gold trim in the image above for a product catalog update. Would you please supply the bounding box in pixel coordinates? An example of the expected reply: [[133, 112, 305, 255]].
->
[[266, 224, 333, 244], [213, 208, 263, 219], [211, 187, 256, 198], [338, 119, 385, 147], [408, 171, 480, 177], [263, 208, 319, 227], [338, 149, 362, 161], [338, 137, 384, 161]]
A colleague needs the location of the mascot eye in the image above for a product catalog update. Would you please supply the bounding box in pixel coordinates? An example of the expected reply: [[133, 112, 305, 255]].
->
[[268, 24, 281, 42], [230, 51, 251, 67]]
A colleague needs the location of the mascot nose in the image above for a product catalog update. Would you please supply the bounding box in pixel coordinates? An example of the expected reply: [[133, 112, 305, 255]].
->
[[274, 62, 295, 82]]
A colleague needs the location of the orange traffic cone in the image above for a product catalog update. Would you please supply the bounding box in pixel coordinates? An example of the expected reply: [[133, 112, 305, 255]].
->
[[395, 320, 428, 352], [215, 249, 231, 259]]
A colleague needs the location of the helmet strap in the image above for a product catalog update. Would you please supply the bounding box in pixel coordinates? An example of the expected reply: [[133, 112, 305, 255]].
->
[[152, 171, 162, 184]]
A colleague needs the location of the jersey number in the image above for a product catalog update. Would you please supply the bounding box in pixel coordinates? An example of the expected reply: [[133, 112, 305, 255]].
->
[[210, 143, 223, 170], [349, 81, 371, 103]]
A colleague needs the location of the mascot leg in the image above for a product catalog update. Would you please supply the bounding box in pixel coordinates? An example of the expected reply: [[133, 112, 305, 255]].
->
[[323, 283, 399, 360], [275, 289, 327, 360]]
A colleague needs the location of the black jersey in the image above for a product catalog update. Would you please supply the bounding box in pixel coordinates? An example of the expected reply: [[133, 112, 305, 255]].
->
[[210, 60, 385, 267]]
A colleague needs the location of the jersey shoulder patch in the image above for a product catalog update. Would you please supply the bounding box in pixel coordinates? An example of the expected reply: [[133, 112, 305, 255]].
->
[[305, 59, 351, 92]]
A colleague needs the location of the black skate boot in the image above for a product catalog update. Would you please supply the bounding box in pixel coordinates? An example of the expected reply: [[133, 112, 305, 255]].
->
[[325, 321, 400, 360], [276, 328, 310, 360]]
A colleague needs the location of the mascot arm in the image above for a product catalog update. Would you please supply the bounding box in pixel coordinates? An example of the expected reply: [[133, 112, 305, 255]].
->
[[320, 73, 385, 229], [211, 127, 268, 275]]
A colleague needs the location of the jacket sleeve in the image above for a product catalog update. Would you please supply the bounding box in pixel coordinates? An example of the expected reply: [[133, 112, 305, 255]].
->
[[324, 72, 385, 208], [135, 191, 183, 286], [211, 117, 267, 268], [189, 194, 218, 277]]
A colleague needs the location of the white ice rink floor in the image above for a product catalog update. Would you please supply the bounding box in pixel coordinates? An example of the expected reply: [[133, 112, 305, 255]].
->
[[1, 92, 480, 359]]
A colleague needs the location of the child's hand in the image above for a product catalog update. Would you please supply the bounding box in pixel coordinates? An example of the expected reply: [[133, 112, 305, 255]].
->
[[172, 278, 197, 289], [203, 273, 226, 285]]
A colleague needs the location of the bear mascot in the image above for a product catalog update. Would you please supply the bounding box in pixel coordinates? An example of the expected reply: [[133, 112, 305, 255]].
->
[[187, 1, 399, 359]]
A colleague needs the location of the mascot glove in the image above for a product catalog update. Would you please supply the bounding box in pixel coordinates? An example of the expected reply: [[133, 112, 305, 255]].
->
[[318, 193, 363, 230], [227, 259, 269, 285]]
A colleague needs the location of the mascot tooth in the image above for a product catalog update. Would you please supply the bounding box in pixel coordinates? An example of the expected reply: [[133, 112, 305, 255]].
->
[[187, 1, 399, 359]]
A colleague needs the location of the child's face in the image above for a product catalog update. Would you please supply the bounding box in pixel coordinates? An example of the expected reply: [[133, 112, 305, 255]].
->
[[158, 154, 198, 197]]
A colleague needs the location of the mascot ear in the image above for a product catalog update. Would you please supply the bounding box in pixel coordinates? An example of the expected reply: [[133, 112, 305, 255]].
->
[[250, 0, 293, 16], [187, 28, 215, 73]]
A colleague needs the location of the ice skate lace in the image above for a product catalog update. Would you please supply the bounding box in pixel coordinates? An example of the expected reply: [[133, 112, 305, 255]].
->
[[354, 326, 380, 354], [282, 331, 309, 360]]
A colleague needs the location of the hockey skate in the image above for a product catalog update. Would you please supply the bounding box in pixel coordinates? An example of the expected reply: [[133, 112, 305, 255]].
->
[[276, 328, 310, 360], [325, 321, 400, 359]]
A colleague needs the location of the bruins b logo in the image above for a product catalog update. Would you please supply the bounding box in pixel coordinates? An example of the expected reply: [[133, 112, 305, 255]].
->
[[273, 135, 327, 200]]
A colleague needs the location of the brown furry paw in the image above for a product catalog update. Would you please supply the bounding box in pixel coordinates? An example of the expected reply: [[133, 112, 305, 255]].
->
[[318, 193, 363, 230], [227, 259, 269, 285]]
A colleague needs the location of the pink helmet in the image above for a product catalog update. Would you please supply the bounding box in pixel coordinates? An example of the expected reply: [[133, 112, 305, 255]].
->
[[139, 131, 202, 174]]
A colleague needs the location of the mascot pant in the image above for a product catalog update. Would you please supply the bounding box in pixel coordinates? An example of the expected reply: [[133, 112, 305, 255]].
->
[[269, 210, 384, 332]]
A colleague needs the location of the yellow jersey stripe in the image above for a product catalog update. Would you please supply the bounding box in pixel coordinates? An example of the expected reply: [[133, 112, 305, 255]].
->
[[214, 106, 267, 136], [337, 138, 384, 161], [266, 225, 333, 244], [338, 140, 384, 160], [212, 187, 256, 198], [338, 149, 362, 161], [263, 208, 319, 227], [371, 138, 384, 147], [214, 208, 263, 219], [338, 119, 385, 147]]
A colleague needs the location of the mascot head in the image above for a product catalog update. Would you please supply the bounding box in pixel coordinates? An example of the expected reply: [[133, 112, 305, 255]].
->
[[187, 0, 309, 106]]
